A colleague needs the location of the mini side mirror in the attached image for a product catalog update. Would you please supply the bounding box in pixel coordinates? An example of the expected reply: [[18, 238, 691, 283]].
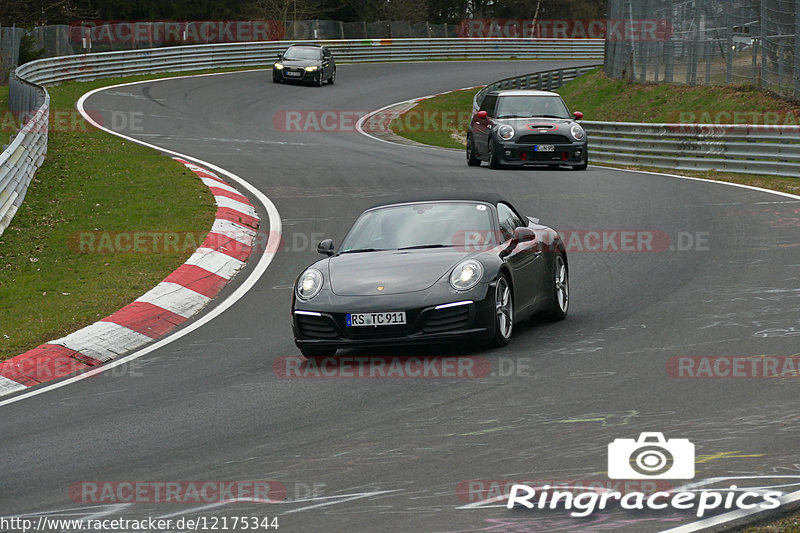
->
[[476, 110, 488, 119], [317, 239, 335, 256], [573, 111, 584, 120]]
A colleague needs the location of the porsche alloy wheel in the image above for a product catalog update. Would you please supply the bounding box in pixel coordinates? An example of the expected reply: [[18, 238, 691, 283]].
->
[[493, 275, 514, 346], [549, 252, 569, 320]]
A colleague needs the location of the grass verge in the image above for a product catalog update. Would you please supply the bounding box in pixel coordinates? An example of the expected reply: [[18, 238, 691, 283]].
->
[[0, 71, 244, 360], [391, 67, 799, 197]]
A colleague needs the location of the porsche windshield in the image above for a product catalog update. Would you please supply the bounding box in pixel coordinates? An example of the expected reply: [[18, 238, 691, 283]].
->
[[283, 47, 322, 60], [495, 95, 570, 119], [340, 202, 496, 253]]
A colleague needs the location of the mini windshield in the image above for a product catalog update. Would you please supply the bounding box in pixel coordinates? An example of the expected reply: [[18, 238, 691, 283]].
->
[[495, 95, 570, 119], [283, 46, 322, 60], [340, 202, 496, 253]]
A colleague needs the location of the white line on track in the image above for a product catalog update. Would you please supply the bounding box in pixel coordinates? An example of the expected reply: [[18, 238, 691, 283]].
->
[[0, 71, 282, 408]]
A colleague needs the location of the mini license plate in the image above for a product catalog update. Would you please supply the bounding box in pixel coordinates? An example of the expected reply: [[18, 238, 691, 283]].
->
[[285, 71, 302, 77], [347, 312, 406, 327], [534, 144, 555, 152]]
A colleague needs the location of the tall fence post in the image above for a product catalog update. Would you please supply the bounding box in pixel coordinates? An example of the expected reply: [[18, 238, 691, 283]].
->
[[795, 3, 800, 99], [760, 0, 767, 88]]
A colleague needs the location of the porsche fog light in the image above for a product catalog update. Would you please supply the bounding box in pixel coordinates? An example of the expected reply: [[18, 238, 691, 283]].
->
[[297, 268, 323, 300], [450, 260, 484, 291]]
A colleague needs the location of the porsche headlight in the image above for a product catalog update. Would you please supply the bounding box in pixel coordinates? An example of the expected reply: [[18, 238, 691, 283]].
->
[[305, 65, 319, 72], [449, 260, 484, 291], [296, 268, 323, 300], [274, 63, 284, 69], [497, 124, 515, 141], [570, 124, 585, 140]]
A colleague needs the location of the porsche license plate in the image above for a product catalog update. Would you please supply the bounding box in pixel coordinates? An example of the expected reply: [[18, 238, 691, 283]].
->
[[347, 312, 406, 327], [534, 145, 555, 152]]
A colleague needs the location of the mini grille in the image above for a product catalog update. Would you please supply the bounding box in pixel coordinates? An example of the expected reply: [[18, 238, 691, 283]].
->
[[517, 134, 570, 144]]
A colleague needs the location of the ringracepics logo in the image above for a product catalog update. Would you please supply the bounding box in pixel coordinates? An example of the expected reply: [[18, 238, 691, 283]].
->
[[506, 434, 783, 517], [608, 432, 694, 480]]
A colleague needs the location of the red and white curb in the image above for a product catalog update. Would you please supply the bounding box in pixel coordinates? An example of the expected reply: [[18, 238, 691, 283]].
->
[[0, 158, 259, 396]]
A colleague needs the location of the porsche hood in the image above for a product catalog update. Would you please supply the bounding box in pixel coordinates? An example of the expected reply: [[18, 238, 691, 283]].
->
[[326, 249, 470, 296]]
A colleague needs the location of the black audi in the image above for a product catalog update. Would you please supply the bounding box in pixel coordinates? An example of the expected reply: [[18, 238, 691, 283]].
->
[[291, 196, 569, 357], [467, 90, 588, 170], [272, 44, 336, 86]]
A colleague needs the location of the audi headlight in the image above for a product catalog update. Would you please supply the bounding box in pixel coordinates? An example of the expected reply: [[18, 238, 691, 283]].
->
[[570, 124, 585, 140], [305, 65, 319, 72], [296, 268, 323, 300], [274, 63, 284, 69], [497, 124, 515, 141], [449, 260, 484, 291]]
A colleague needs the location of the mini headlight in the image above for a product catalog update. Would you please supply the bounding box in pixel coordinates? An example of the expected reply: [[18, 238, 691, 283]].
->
[[570, 124, 585, 140], [497, 124, 515, 141], [305, 65, 319, 72], [274, 63, 284, 69], [449, 260, 484, 291], [296, 268, 323, 300]]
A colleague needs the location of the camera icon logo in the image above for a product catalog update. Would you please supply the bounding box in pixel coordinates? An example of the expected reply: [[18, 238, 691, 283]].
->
[[608, 432, 695, 479]]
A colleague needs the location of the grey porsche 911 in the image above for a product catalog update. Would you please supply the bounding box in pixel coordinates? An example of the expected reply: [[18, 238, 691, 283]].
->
[[291, 195, 569, 357]]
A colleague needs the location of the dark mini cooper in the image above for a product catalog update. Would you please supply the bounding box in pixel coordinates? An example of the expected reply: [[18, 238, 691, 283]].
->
[[272, 44, 336, 86], [291, 196, 569, 357], [467, 90, 588, 170]]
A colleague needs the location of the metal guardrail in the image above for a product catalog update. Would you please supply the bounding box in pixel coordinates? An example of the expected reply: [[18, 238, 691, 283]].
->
[[473, 65, 600, 111], [474, 66, 800, 179], [16, 38, 604, 85], [582, 121, 800, 178], [0, 38, 603, 238], [0, 74, 48, 237]]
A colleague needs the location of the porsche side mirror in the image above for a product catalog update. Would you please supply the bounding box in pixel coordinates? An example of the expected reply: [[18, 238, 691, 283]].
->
[[500, 227, 536, 258], [573, 111, 584, 120], [317, 239, 335, 256], [476, 110, 488, 119]]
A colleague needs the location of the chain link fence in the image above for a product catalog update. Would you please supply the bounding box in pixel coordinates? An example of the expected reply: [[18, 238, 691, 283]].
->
[[604, 0, 800, 100], [21, 20, 465, 57]]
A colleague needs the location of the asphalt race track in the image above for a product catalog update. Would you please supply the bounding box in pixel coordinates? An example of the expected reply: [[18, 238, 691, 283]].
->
[[2, 60, 800, 532]]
